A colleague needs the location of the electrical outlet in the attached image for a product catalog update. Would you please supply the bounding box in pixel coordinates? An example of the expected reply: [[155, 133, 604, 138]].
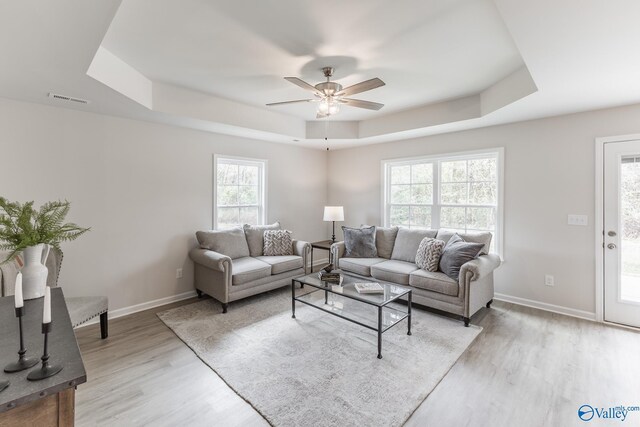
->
[[176, 268, 183, 279], [568, 214, 588, 226], [545, 275, 555, 287]]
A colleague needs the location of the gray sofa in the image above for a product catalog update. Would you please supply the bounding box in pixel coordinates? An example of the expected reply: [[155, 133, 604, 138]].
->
[[331, 227, 501, 326], [190, 224, 310, 312]]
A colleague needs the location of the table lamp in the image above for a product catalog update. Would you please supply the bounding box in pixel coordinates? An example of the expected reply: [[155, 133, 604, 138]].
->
[[323, 206, 344, 243]]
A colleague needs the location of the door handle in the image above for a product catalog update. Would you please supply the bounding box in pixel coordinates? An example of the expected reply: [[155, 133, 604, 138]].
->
[[608, 231, 617, 237], [607, 243, 617, 250]]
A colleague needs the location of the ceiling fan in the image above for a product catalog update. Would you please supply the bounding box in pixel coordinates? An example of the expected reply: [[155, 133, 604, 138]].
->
[[266, 67, 385, 118]]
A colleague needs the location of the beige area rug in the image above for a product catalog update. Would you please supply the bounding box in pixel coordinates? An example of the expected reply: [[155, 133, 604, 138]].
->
[[158, 287, 481, 427]]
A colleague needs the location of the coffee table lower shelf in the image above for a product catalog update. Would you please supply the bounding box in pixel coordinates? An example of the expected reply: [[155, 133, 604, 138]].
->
[[291, 277, 412, 359]]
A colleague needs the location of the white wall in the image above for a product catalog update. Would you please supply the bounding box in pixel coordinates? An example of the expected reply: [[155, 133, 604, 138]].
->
[[0, 98, 327, 312], [5, 94, 640, 318], [328, 103, 640, 316]]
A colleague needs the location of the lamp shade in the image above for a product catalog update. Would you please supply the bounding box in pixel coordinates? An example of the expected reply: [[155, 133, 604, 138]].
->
[[323, 206, 344, 222]]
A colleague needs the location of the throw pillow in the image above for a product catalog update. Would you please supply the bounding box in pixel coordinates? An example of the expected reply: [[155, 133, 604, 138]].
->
[[243, 222, 281, 257], [196, 228, 250, 259], [263, 230, 293, 256], [415, 237, 446, 272], [438, 234, 484, 280], [342, 226, 377, 258], [435, 229, 492, 255]]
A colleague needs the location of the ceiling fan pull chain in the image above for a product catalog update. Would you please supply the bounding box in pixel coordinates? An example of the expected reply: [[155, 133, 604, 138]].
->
[[325, 120, 329, 151]]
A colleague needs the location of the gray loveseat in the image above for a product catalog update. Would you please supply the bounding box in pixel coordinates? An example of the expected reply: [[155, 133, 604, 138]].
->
[[190, 224, 310, 312], [331, 227, 501, 326]]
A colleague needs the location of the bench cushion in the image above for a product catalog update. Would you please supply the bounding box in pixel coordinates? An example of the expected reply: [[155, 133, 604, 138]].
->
[[410, 270, 459, 297], [339, 257, 387, 276], [231, 257, 271, 285], [370, 260, 419, 285], [255, 255, 303, 275], [65, 296, 108, 328]]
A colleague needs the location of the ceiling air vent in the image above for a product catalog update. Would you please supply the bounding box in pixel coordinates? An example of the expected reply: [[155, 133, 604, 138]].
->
[[47, 93, 90, 105]]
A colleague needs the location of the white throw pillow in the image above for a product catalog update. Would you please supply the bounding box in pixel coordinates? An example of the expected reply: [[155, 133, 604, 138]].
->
[[263, 230, 293, 256], [415, 237, 446, 272]]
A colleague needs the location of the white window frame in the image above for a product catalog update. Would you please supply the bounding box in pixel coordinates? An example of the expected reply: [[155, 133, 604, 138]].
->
[[381, 148, 504, 258], [213, 154, 267, 229]]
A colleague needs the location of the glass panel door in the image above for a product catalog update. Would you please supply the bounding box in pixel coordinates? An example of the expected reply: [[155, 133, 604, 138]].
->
[[604, 141, 640, 327]]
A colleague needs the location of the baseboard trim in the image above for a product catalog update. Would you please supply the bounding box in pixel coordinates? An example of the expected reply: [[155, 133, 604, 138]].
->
[[75, 290, 197, 328], [311, 258, 330, 268], [494, 293, 596, 321]]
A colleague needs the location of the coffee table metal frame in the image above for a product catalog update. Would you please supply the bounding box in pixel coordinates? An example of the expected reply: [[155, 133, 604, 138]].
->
[[291, 273, 412, 359]]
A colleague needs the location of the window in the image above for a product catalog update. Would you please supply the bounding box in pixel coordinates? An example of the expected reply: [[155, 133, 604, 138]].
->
[[214, 155, 266, 229], [383, 149, 503, 256]]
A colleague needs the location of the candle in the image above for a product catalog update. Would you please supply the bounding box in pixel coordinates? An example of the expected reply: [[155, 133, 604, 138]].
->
[[14, 272, 23, 308], [43, 286, 51, 324]]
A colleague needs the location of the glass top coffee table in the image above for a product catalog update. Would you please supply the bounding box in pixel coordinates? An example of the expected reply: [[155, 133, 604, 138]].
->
[[291, 271, 412, 359]]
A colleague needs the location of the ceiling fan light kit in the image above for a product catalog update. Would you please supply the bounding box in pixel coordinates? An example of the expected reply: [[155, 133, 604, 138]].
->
[[317, 98, 340, 116], [267, 66, 385, 119]]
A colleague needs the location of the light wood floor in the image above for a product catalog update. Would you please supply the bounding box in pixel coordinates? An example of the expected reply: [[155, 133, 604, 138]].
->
[[75, 295, 640, 427]]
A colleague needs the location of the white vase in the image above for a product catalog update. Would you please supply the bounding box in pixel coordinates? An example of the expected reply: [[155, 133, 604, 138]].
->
[[21, 244, 50, 300]]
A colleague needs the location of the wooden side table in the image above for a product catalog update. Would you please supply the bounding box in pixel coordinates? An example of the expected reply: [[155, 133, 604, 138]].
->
[[310, 240, 335, 271], [0, 288, 86, 426]]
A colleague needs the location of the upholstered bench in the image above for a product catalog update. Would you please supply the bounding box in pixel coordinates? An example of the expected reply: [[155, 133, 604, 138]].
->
[[65, 296, 109, 339], [0, 248, 109, 339]]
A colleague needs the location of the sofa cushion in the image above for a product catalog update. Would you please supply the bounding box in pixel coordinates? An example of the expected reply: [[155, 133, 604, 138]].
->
[[410, 269, 459, 297], [390, 228, 438, 263], [415, 237, 446, 272], [339, 257, 387, 276], [342, 226, 378, 258], [263, 230, 293, 256], [436, 229, 492, 255], [255, 255, 303, 275], [231, 257, 271, 285], [197, 228, 250, 259], [439, 234, 485, 280], [374, 226, 399, 259], [243, 222, 281, 256], [370, 260, 419, 285]]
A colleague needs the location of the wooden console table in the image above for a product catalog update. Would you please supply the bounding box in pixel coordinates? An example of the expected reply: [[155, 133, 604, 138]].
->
[[0, 288, 86, 426]]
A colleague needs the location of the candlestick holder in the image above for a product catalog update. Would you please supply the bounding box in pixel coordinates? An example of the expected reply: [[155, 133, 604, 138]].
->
[[27, 323, 62, 381], [0, 380, 8, 393], [4, 307, 39, 373]]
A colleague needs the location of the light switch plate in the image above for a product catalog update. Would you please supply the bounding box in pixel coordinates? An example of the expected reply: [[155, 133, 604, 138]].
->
[[568, 214, 588, 226]]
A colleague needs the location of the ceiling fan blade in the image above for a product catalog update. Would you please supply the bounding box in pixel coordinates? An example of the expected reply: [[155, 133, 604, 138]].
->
[[284, 77, 322, 95], [335, 78, 385, 97], [340, 98, 384, 110], [266, 99, 315, 106]]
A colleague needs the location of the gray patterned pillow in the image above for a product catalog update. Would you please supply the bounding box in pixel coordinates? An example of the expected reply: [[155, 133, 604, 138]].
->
[[415, 237, 446, 272], [342, 226, 377, 258], [263, 230, 293, 256]]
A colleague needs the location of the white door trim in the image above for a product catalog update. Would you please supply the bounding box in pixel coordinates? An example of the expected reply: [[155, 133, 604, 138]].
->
[[595, 133, 640, 324]]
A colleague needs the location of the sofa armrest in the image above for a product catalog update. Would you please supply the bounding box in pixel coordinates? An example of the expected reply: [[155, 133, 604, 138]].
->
[[460, 253, 501, 283], [292, 240, 310, 257], [189, 248, 232, 273], [330, 241, 345, 266], [292, 240, 311, 273]]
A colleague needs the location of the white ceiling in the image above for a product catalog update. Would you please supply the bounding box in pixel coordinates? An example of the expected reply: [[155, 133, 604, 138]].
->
[[102, 0, 524, 121], [1, 0, 640, 149]]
